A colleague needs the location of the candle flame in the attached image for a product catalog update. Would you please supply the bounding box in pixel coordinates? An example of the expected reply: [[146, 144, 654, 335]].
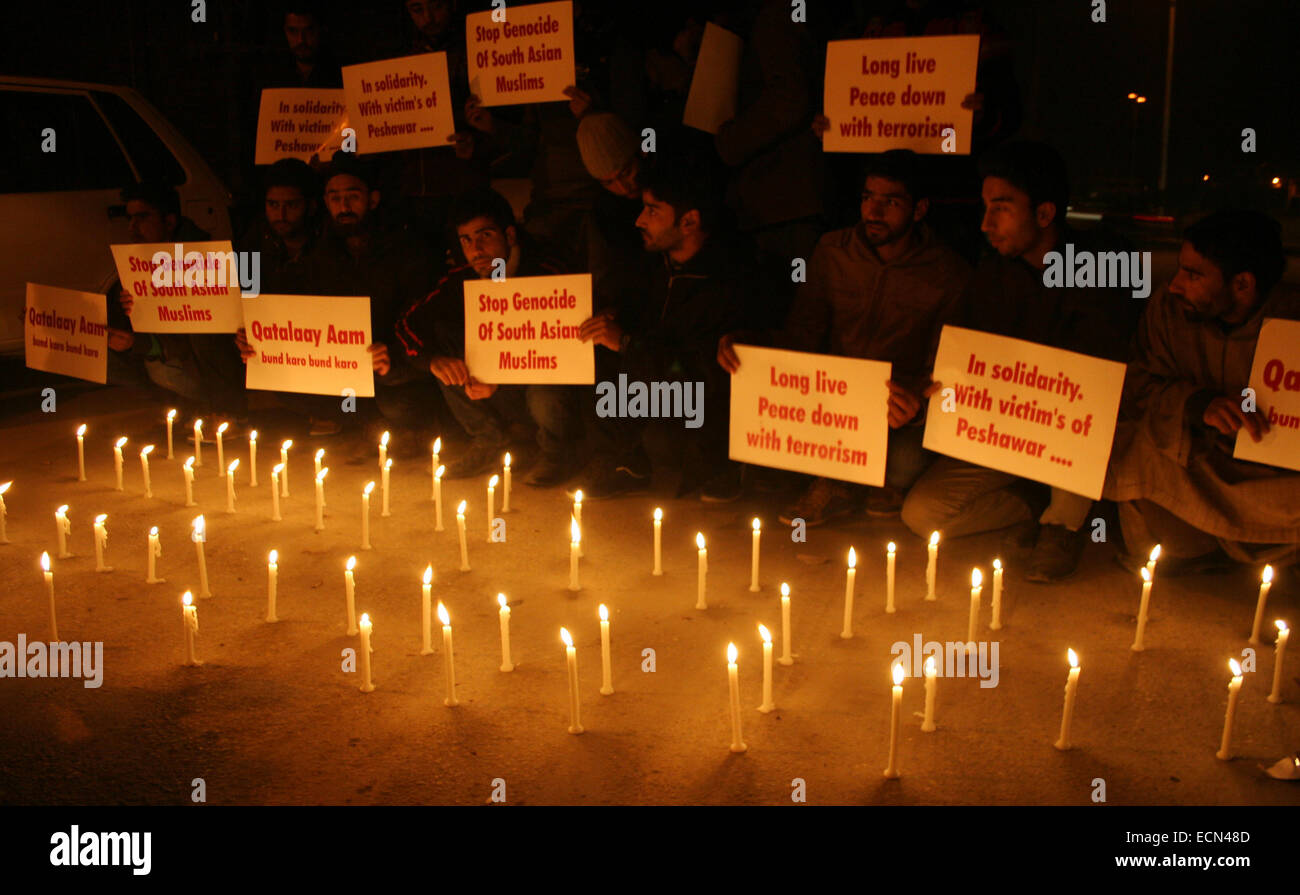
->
[[599, 603, 608, 621], [436, 601, 449, 625], [1067, 648, 1078, 668], [269, 549, 278, 564], [1229, 657, 1242, 676], [185, 456, 195, 470], [433, 437, 441, 453], [229, 459, 240, 473], [40, 552, 50, 572], [781, 582, 790, 597], [384, 458, 392, 471], [489, 474, 499, 488], [315, 466, 326, 481], [76, 424, 87, 436], [653, 507, 662, 522], [929, 531, 940, 547], [166, 410, 176, 421], [192, 515, 205, 536], [573, 489, 583, 505], [696, 532, 705, 550], [149, 526, 158, 536], [249, 429, 257, 442], [887, 541, 896, 555], [457, 500, 467, 515], [992, 558, 1001, 571], [423, 564, 433, 585], [94, 513, 107, 525], [141, 444, 154, 457], [314, 448, 324, 461], [363, 481, 375, 495], [560, 626, 573, 647], [571, 515, 582, 544], [758, 624, 771, 643], [1149, 544, 1161, 563], [182, 591, 192, 607], [1276, 619, 1288, 634], [380, 431, 389, 447], [346, 556, 356, 571], [216, 422, 229, 435], [115, 436, 128, 448], [1141, 567, 1151, 582], [504, 452, 511, 469], [925, 655, 936, 675], [0, 481, 10, 495], [727, 642, 738, 664], [273, 463, 284, 475], [892, 661, 905, 685], [56, 504, 68, 515], [752, 517, 761, 531], [848, 546, 857, 568], [971, 568, 982, 588], [360, 612, 370, 627], [435, 465, 445, 480], [497, 593, 507, 609], [1262, 565, 1274, 584]]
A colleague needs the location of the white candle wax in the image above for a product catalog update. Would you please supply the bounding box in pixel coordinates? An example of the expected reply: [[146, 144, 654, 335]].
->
[[1250, 565, 1274, 645], [279, 440, 291, 497], [270, 464, 283, 521], [990, 558, 1004, 630], [313, 468, 327, 531], [439, 602, 458, 707], [41, 553, 56, 641], [926, 531, 939, 601], [652, 508, 663, 576], [358, 613, 375, 692], [146, 527, 163, 583], [421, 565, 435, 655], [757, 625, 775, 713], [76, 425, 86, 481], [573, 492, 584, 557], [225, 459, 239, 514], [166, 411, 176, 460], [0, 481, 10, 544], [695, 533, 707, 609], [569, 517, 581, 592], [966, 568, 982, 650], [183, 458, 196, 507], [498, 594, 513, 672], [344, 558, 358, 636], [486, 474, 497, 542], [1132, 568, 1153, 652], [93, 514, 111, 572], [1216, 659, 1243, 760], [266, 550, 279, 622], [502, 453, 512, 513], [599, 604, 613, 695], [139, 445, 154, 498], [921, 655, 938, 732], [1146, 543, 1161, 578], [378, 431, 389, 471], [113, 437, 127, 491], [749, 518, 761, 592], [430, 437, 441, 500], [885, 541, 896, 613], [216, 423, 227, 476], [193, 420, 203, 467], [433, 466, 445, 531], [361, 482, 373, 549], [727, 643, 747, 753], [55, 506, 71, 558], [192, 516, 210, 598], [314, 450, 326, 507], [381, 459, 392, 517], [248, 431, 258, 487], [1054, 650, 1081, 751], [456, 502, 469, 571], [779, 583, 793, 666], [841, 548, 857, 639], [562, 628, 583, 734], [182, 591, 200, 666], [1268, 621, 1290, 704], [884, 662, 904, 778]]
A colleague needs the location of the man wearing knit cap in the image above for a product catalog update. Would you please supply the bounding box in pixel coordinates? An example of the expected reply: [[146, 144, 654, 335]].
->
[[576, 112, 642, 200]]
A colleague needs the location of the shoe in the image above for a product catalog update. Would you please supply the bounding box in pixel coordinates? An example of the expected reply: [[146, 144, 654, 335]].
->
[[1024, 524, 1085, 582], [310, 417, 343, 436], [700, 464, 744, 503], [442, 440, 506, 479], [525, 453, 575, 487], [1114, 547, 1235, 577], [1001, 519, 1040, 556], [778, 477, 855, 527], [569, 465, 649, 500], [865, 485, 903, 518]]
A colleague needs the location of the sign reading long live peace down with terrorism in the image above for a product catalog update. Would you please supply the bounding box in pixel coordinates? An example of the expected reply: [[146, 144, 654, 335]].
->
[[923, 326, 1126, 499], [254, 89, 348, 164], [728, 345, 891, 486], [109, 241, 245, 333], [25, 282, 108, 384], [463, 273, 594, 384], [341, 53, 456, 154], [1234, 318, 1300, 472], [465, 0, 575, 106], [242, 295, 375, 398]]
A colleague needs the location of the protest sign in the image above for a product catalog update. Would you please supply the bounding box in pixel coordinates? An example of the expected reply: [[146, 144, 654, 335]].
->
[[923, 326, 1126, 499], [1234, 318, 1300, 471], [341, 53, 456, 154], [254, 88, 347, 164], [823, 35, 979, 154], [683, 22, 743, 135], [728, 344, 890, 486], [25, 283, 107, 384], [463, 273, 593, 384], [242, 295, 375, 398], [466, 0, 575, 106], [109, 241, 245, 333]]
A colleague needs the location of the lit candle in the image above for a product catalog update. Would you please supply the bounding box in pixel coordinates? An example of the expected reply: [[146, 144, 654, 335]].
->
[[1145, 544, 1161, 577], [561, 627, 583, 734], [569, 516, 581, 592], [181, 591, 199, 666], [112, 436, 128, 491], [225, 459, 240, 513], [192, 515, 210, 598], [884, 661, 904, 778], [1250, 565, 1274, 645], [430, 437, 441, 500], [139, 445, 154, 498], [215, 422, 228, 475], [1268, 620, 1290, 704], [497, 593, 514, 672], [0, 481, 10, 543], [885, 541, 896, 613], [966, 568, 982, 649], [486, 474, 498, 541], [652, 508, 663, 575], [599, 603, 613, 695], [358, 612, 375, 692], [381, 458, 392, 518], [439, 602, 458, 707], [921, 655, 938, 732], [182, 457, 196, 507], [694, 532, 709, 609], [926, 531, 940, 601], [75, 424, 86, 481], [778, 582, 793, 666], [343, 557, 358, 636], [248, 430, 258, 486], [1054, 649, 1081, 751], [54, 504, 71, 558], [92, 513, 111, 572], [165, 410, 176, 460], [279, 440, 291, 497], [378, 431, 389, 471], [193, 419, 204, 467], [757, 624, 775, 713], [1132, 568, 1153, 652], [270, 464, 283, 521], [266, 549, 279, 622], [573, 490, 584, 557], [840, 547, 857, 639], [727, 642, 747, 753], [41, 552, 56, 640], [313, 466, 327, 530], [989, 558, 1004, 630], [360, 481, 374, 549], [1216, 658, 1244, 760], [749, 518, 761, 592], [146, 526, 163, 583], [502, 453, 512, 513], [433, 466, 445, 531], [421, 564, 435, 655], [314, 449, 325, 506], [456, 501, 469, 571]]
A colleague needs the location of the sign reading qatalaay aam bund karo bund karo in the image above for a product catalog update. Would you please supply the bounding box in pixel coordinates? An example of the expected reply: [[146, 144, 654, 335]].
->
[[25, 282, 108, 384], [109, 241, 245, 333], [1235, 317, 1300, 472], [254, 88, 348, 165], [822, 34, 979, 155], [464, 273, 594, 384], [342, 52, 456, 154], [242, 295, 376, 398], [728, 344, 891, 487], [923, 325, 1127, 499], [465, 0, 575, 106]]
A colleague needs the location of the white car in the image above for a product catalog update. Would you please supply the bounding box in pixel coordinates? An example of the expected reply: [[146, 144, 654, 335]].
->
[[0, 76, 233, 355]]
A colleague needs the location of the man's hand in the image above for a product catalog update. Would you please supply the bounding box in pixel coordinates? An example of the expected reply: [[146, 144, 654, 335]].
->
[[811, 114, 829, 140], [563, 85, 592, 119], [1203, 395, 1270, 441], [107, 327, 134, 352], [368, 342, 391, 377], [430, 356, 471, 386], [886, 380, 923, 428], [922, 380, 944, 398], [578, 310, 625, 352], [117, 286, 134, 317], [448, 131, 474, 160], [465, 95, 494, 133], [234, 326, 254, 363], [717, 333, 741, 374], [465, 378, 498, 400]]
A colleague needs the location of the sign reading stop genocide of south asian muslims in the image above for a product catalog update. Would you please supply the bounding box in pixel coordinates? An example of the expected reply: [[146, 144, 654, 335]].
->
[[110, 241, 246, 334], [463, 273, 594, 384], [1234, 318, 1300, 472], [254, 88, 348, 164], [25, 283, 108, 384], [822, 34, 979, 154], [341, 53, 456, 154], [465, 0, 575, 106], [728, 344, 891, 486], [242, 295, 376, 398], [922, 326, 1126, 499]]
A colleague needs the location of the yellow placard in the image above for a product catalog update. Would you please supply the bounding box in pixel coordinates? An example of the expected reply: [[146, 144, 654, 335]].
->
[[242, 295, 376, 398], [822, 35, 979, 154], [728, 344, 891, 486], [25, 283, 107, 384], [254, 88, 347, 164], [683, 23, 743, 135], [463, 273, 594, 384], [922, 326, 1126, 499], [466, 0, 575, 106], [110, 241, 245, 333], [1234, 318, 1300, 471], [341, 53, 456, 154]]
